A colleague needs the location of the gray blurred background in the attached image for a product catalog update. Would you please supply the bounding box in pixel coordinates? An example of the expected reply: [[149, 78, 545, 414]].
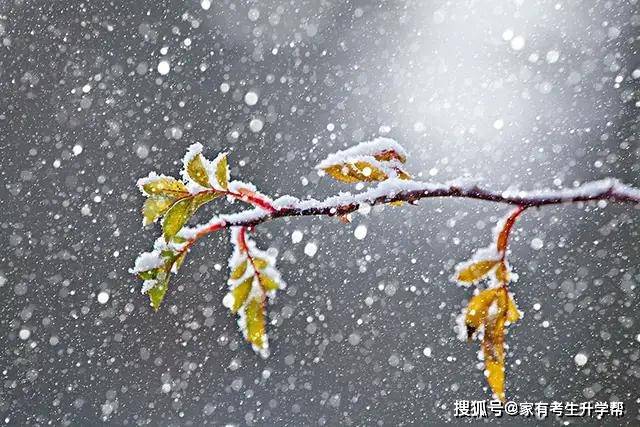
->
[[1, 0, 639, 425]]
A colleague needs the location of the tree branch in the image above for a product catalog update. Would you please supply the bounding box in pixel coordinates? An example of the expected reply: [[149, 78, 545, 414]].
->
[[180, 178, 640, 242]]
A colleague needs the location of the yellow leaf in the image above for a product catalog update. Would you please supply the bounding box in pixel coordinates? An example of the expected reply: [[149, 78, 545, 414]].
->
[[323, 161, 388, 183], [192, 191, 220, 210], [495, 261, 510, 283], [457, 260, 500, 283], [245, 297, 266, 349], [230, 259, 248, 280], [230, 277, 253, 313], [465, 288, 499, 339], [162, 198, 193, 241], [396, 169, 411, 180], [389, 201, 404, 207], [483, 315, 506, 401], [485, 357, 505, 402], [506, 293, 520, 323], [259, 274, 279, 292], [215, 154, 229, 190], [252, 257, 268, 270], [143, 196, 175, 226], [161, 193, 219, 241], [187, 154, 211, 188], [142, 177, 188, 197]]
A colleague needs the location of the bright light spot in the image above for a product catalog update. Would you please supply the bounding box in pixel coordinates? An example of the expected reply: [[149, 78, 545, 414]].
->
[[291, 230, 303, 244], [244, 91, 258, 106], [220, 82, 230, 93], [354, 224, 367, 240], [423, 347, 432, 357], [493, 119, 504, 130], [304, 242, 318, 257], [82, 84, 91, 93], [19, 329, 31, 340], [502, 28, 514, 41], [574, 352, 588, 366], [201, 0, 210, 10], [157, 59, 170, 75], [97, 291, 110, 304], [531, 238, 544, 250], [248, 8, 260, 21], [72, 144, 83, 156], [546, 50, 560, 63], [533, 303, 541, 311], [249, 118, 264, 132], [510, 35, 525, 51]]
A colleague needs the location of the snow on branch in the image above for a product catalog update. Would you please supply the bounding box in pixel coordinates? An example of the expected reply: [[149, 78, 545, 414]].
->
[[131, 137, 639, 400]]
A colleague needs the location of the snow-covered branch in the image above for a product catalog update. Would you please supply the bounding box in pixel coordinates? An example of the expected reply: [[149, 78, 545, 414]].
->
[[181, 177, 640, 239], [131, 137, 639, 399]]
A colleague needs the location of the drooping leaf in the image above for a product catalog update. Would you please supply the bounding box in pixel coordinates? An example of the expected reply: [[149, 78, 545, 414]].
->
[[252, 257, 268, 270], [483, 315, 506, 401], [142, 177, 188, 197], [259, 274, 280, 292], [142, 197, 175, 226], [162, 198, 193, 241], [245, 297, 266, 349], [187, 154, 212, 188], [230, 259, 248, 280], [148, 276, 169, 311], [506, 293, 521, 323], [173, 251, 187, 271], [231, 277, 253, 313], [465, 288, 499, 339], [456, 260, 500, 284], [215, 154, 229, 190]]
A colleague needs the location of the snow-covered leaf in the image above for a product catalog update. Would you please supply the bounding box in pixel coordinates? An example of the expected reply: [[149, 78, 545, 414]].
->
[[187, 154, 212, 188]]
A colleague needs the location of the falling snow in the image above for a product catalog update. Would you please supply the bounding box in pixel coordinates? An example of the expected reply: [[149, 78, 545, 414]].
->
[[1, 0, 639, 425]]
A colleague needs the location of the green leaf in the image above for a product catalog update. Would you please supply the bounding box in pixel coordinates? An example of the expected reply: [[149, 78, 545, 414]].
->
[[162, 198, 193, 241], [187, 154, 211, 188], [192, 191, 220, 210], [231, 277, 253, 313], [259, 274, 279, 292], [138, 269, 159, 281], [174, 251, 187, 271], [215, 154, 229, 190], [148, 277, 169, 311], [143, 197, 176, 226], [161, 192, 220, 241], [230, 259, 248, 280], [142, 177, 188, 197], [245, 297, 266, 349]]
